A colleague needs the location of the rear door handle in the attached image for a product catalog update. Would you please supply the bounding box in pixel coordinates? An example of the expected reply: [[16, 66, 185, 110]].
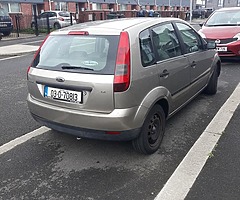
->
[[160, 69, 169, 77]]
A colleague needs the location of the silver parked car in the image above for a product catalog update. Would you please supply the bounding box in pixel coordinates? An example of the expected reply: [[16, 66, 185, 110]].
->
[[31, 11, 76, 29], [27, 18, 221, 154]]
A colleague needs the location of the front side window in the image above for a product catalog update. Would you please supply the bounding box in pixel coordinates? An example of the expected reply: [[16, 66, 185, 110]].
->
[[139, 29, 155, 67], [175, 22, 203, 54], [152, 23, 181, 61], [33, 35, 119, 74]]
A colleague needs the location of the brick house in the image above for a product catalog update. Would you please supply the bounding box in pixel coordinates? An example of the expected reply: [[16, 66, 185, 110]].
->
[[205, 0, 240, 10], [0, 0, 191, 29]]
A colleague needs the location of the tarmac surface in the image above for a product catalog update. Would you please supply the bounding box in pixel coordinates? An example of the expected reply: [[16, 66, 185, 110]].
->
[[1, 19, 240, 199]]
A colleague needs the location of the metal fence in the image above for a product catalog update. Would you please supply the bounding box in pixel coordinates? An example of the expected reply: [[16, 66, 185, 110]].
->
[[0, 10, 186, 41]]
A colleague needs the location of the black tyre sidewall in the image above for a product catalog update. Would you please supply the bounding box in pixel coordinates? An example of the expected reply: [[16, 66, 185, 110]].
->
[[133, 104, 166, 154], [205, 67, 218, 95]]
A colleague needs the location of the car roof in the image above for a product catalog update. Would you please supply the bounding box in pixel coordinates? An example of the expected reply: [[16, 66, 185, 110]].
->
[[216, 7, 240, 11], [52, 17, 186, 35]]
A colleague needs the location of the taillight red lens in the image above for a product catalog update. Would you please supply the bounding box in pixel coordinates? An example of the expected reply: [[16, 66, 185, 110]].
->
[[58, 17, 64, 21], [114, 31, 130, 92]]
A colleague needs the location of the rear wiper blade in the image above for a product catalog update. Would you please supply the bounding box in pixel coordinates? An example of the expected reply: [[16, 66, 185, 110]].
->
[[61, 65, 94, 71]]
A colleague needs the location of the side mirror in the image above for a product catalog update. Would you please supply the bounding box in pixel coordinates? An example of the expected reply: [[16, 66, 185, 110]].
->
[[207, 41, 216, 49]]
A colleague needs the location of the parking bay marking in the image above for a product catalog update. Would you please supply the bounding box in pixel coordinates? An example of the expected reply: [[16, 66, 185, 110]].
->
[[155, 82, 240, 200], [0, 126, 50, 156], [0, 84, 239, 197]]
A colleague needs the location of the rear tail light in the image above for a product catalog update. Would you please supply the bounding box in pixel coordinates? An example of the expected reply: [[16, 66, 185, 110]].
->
[[114, 31, 131, 92], [58, 17, 64, 21]]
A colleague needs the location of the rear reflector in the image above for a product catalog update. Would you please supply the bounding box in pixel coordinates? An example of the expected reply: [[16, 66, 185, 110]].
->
[[114, 31, 130, 92], [106, 131, 121, 135], [68, 31, 89, 35]]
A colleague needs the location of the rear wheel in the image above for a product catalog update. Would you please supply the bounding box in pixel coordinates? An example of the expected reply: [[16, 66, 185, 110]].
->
[[54, 23, 61, 29], [204, 66, 218, 95], [132, 104, 166, 154], [31, 22, 36, 30]]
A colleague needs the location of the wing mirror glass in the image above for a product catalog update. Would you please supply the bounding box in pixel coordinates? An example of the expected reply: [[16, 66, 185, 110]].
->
[[207, 41, 216, 49]]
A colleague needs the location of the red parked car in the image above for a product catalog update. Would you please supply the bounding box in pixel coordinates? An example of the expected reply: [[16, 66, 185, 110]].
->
[[199, 7, 240, 58]]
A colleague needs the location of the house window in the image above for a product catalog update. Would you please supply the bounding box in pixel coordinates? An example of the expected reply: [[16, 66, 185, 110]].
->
[[119, 4, 126, 10], [1, 3, 20, 13], [238, 0, 240, 6], [218, 0, 224, 6], [54, 2, 68, 11], [92, 3, 101, 10]]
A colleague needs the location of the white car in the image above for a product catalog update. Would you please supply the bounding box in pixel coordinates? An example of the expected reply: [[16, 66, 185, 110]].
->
[[31, 11, 76, 29]]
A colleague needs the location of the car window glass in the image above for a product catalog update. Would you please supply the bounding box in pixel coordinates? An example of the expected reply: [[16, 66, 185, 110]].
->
[[206, 10, 240, 26], [59, 12, 70, 17], [152, 23, 181, 61], [35, 35, 119, 74], [40, 13, 47, 18], [0, 8, 9, 16], [175, 22, 202, 54], [139, 29, 155, 67], [49, 12, 56, 18]]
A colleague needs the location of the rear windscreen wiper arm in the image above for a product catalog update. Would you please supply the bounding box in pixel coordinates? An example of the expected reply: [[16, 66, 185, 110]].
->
[[61, 65, 94, 71]]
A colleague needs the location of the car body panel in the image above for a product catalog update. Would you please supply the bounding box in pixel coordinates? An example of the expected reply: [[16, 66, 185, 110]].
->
[[27, 17, 220, 141], [0, 8, 13, 35], [199, 7, 240, 57]]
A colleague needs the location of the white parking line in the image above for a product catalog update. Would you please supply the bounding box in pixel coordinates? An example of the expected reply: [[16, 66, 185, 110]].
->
[[0, 55, 24, 61], [155, 83, 240, 200], [0, 126, 50, 156]]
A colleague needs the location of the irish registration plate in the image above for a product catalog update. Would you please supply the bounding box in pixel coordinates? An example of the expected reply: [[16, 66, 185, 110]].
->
[[44, 86, 82, 104], [216, 47, 227, 52]]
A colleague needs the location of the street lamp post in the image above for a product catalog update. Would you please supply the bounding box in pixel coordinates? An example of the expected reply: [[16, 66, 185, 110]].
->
[[190, 0, 193, 23]]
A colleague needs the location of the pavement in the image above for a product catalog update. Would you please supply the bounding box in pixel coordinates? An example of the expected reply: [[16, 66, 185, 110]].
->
[[1, 18, 240, 199]]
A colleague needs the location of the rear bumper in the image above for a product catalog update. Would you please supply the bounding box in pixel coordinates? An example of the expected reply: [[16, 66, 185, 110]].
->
[[31, 113, 140, 141], [27, 94, 145, 141]]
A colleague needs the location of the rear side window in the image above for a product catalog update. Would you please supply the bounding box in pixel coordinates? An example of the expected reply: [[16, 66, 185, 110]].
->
[[33, 35, 119, 74], [139, 29, 155, 67]]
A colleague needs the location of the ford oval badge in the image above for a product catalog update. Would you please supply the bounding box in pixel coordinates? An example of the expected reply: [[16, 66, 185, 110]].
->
[[56, 77, 65, 82]]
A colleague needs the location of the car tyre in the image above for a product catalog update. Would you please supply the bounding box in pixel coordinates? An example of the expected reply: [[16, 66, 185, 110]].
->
[[31, 22, 36, 30], [132, 104, 165, 154], [204, 66, 218, 95], [54, 23, 61, 29]]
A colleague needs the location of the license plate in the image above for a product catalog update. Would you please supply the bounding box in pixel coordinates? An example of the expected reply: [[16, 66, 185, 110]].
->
[[0, 24, 7, 27], [216, 47, 227, 52], [44, 86, 82, 104]]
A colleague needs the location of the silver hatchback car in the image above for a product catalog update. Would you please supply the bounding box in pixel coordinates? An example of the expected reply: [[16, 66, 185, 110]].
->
[[27, 18, 221, 154], [31, 11, 76, 29]]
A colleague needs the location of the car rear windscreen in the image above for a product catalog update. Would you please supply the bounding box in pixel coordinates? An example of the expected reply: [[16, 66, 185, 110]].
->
[[32, 35, 119, 74], [59, 12, 70, 17]]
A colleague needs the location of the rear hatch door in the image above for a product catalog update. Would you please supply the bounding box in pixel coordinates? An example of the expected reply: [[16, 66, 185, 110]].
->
[[28, 33, 119, 114]]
